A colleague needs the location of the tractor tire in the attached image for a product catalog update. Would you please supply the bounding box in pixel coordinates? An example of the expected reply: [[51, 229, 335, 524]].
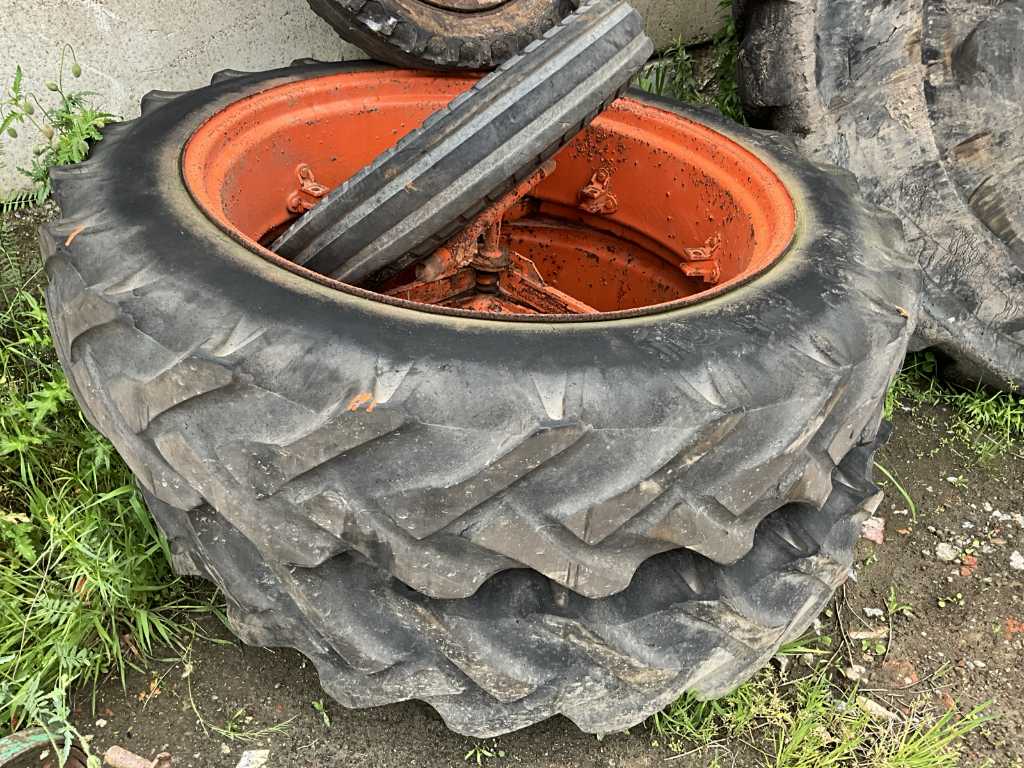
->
[[42, 62, 918, 602], [306, 0, 576, 70], [274, 0, 653, 283], [145, 434, 886, 737], [735, 0, 1024, 390]]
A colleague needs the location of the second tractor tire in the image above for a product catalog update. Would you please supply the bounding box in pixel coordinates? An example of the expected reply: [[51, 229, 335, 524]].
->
[[145, 435, 886, 737], [735, 0, 1024, 389]]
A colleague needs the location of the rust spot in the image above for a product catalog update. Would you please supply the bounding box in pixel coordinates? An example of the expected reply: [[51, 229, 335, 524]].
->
[[64, 224, 86, 246], [346, 392, 376, 412]]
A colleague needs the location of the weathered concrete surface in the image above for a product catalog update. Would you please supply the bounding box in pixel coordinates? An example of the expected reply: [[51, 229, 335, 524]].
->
[[0, 0, 724, 191], [642, 0, 728, 50]]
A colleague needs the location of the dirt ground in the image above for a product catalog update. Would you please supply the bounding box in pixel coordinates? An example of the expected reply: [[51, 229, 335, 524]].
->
[[66, 404, 1023, 768]]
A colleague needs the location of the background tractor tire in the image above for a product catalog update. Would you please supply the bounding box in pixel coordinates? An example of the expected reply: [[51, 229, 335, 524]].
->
[[305, 0, 577, 70], [735, 0, 1024, 390], [42, 62, 918, 603], [274, 0, 653, 283], [145, 435, 885, 737]]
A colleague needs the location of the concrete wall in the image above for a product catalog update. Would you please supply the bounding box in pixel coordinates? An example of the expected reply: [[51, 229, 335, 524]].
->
[[0, 0, 726, 191]]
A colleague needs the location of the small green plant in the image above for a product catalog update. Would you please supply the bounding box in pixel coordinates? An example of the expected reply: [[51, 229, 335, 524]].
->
[[0, 189, 35, 215], [652, 671, 784, 751], [945, 474, 968, 490], [312, 698, 331, 728], [1, 46, 114, 203], [937, 592, 965, 610], [873, 461, 918, 522], [636, 1, 745, 123], [886, 586, 914, 620], [464, 741, 504, 765], [860, 638, 888, 656]]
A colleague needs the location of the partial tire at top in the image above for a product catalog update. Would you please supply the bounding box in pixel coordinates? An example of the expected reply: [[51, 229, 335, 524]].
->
[[274, 0, 653, 283], [306, 0, 577, 69], [43, 62, 919, 603], [735, 0, 1024, 390]]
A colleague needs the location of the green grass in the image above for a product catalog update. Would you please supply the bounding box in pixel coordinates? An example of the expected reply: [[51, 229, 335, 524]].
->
[[651, 668, 989, 767], [0, 219, 206, 743], [885, 352, 1023, 458], [635, 0, 744, 123], [872, 462, 918, 522]]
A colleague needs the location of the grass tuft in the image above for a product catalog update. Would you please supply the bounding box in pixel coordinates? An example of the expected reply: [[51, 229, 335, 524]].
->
[[635, 0, 744, 123], [0, 218, 206, 740], [651, 667, 989, 767], [885, 352, 1023, 458]]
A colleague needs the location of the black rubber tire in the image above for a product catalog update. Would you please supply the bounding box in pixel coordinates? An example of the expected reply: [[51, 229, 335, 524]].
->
[[274, 0, 653, 283], [306, 0, 576, 70], [735, 0, 1024, 390], [42, 62, 918, 602], [146, 434, 885, 737]]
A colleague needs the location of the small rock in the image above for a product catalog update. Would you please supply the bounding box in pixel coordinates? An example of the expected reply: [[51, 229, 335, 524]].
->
[[863, 607, 885, 619], [236, 750, 270, 768], [850, 627, 888, 641], [843, 664, 867, 682], [1010, 551, 1024, 571], [856, 695, 899, 721], [221, 744, 231, 756], [879, 658, 919, 687], [95, 719, 107, 728], [935, 542, 959, 562], [861, 516, 886, 545], [960, 552, 977, 572]]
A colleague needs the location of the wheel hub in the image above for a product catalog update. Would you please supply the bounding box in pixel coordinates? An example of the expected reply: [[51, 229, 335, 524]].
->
[[182, 69, 796, 321]]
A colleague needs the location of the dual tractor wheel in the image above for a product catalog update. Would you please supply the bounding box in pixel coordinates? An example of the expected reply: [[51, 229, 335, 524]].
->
[[43, 1, 921, 737]]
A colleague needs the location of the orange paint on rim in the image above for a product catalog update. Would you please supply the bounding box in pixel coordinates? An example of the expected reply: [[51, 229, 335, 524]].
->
[[182, 69, 796, 320]]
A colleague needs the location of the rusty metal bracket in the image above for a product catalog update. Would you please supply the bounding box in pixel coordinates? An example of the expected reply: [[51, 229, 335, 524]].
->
[[416, 160, 557, 282], [680, 233, 722, 285], [577, 167, 619, 215], [385, 158, 598, 315], [286, 164, 329, 214]]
